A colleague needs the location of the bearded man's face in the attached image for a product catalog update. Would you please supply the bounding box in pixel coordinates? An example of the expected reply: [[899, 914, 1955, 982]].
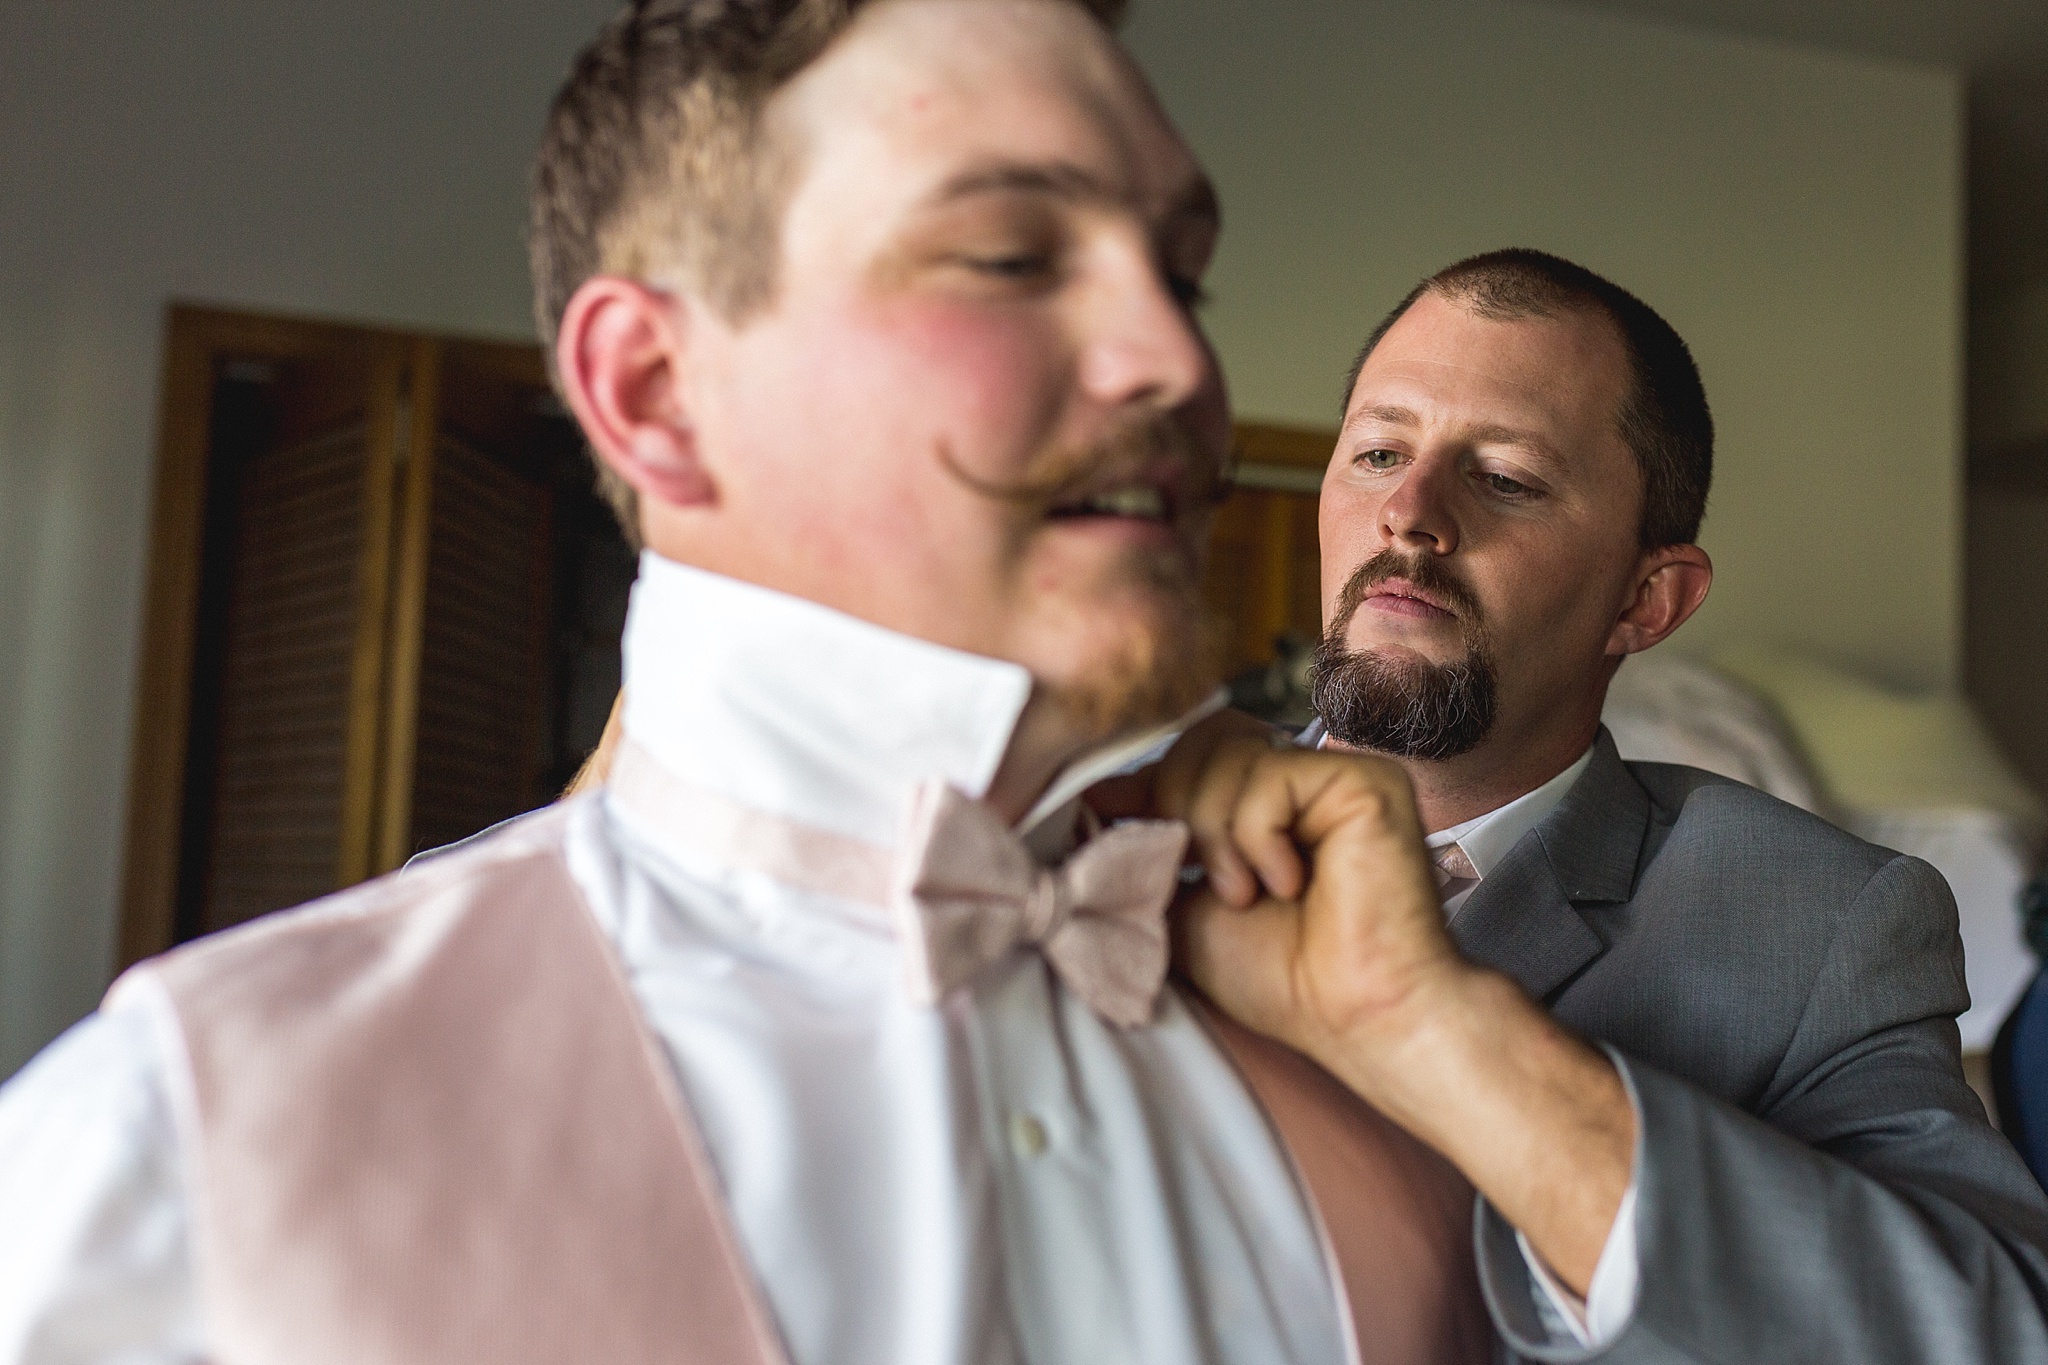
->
[[1314, 293, 1655, 768]]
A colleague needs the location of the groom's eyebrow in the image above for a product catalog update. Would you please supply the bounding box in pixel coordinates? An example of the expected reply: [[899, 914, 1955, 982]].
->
[[927, 158, 1221, 232]]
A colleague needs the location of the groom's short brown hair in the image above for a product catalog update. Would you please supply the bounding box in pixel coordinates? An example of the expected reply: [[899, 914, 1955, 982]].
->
[[532, 0, 1129, 341], [530, 0, 1129, 533]]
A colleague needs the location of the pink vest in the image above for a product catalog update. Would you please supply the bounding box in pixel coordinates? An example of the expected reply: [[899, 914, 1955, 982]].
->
[[123, 806, 1492, 1364]]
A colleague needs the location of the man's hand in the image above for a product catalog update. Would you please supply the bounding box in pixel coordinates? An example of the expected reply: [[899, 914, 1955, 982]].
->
[[1156, 713, 1463, 1059], [1155, 712, 1637, 1298]]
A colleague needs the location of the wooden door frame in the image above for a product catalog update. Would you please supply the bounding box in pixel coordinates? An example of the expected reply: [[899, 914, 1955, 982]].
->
[[364, 337, 441, 879]]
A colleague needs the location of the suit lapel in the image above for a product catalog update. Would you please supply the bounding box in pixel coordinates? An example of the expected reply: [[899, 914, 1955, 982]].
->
[[1448, 731, 1651, 1003]]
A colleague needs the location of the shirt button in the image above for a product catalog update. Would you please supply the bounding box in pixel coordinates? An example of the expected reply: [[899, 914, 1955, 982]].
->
[[1009, 1112, 1050, 1158]]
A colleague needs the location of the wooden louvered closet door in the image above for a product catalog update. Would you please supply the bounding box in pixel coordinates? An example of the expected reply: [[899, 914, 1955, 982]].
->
[[160, 330, 415, 944], [404, 432, 552, 858], [198, 417, 371, 932], [122, 311, 629, 964]]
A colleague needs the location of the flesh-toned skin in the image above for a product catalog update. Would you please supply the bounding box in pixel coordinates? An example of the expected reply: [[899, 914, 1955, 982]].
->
[[1165, 299, 1713, 1296], [553, 0, 1230, 823]]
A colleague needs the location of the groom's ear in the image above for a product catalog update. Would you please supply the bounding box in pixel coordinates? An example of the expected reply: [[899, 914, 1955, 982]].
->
[[554, 277, 717, 509]]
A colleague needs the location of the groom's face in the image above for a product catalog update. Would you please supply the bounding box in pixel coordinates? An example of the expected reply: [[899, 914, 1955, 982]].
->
[[685, 0, 1231, 735]]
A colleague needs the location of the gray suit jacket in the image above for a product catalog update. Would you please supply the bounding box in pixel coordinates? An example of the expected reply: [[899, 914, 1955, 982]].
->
[[1459, 729, 2048, 1362]]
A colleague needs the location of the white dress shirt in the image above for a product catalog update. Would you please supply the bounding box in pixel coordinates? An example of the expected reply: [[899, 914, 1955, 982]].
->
[[0, 555, 1350, 1365], [1423, 749, 1591, 924], [1311, 722, 1639, 1348]]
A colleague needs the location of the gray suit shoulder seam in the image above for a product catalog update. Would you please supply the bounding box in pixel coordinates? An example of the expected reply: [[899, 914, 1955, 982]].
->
[[1765, 853, 1919, 1110]]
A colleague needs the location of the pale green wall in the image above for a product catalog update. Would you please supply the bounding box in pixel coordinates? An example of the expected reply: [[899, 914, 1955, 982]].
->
[[0, 2, 614, 1080], [0, 0, 1966, 1078], [1126, 0, 1965, 692]]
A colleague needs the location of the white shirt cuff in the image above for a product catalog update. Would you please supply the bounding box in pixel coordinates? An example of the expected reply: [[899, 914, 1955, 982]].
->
[[1514, 1179, 1640, 1349]]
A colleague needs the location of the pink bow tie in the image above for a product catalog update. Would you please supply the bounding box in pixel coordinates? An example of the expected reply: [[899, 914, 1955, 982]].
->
[[890, 781, 1191, 1028]]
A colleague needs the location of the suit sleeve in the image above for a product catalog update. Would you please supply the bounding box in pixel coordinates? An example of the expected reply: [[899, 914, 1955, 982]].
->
[[1475, 853, 2048, 1363]]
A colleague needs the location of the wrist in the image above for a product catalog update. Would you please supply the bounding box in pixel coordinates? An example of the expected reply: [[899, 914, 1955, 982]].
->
[[1310, 967, 1636, 1293], [1312, 967, 1626, 1168], [1299, 957, 1501, 1122]]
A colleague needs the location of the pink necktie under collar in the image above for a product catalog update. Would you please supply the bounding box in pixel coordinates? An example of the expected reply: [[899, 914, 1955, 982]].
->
[[1431, 842, 1479, 903]]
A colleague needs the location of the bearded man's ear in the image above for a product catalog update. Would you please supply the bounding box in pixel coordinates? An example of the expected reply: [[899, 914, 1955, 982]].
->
[[554, 277, 717, 509], [1607, 544, 1713, 658]]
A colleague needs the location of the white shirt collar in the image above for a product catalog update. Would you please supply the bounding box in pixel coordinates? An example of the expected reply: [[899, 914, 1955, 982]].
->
[[620, 552, 1220, 854], [1423, 745, 1595, 879]]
